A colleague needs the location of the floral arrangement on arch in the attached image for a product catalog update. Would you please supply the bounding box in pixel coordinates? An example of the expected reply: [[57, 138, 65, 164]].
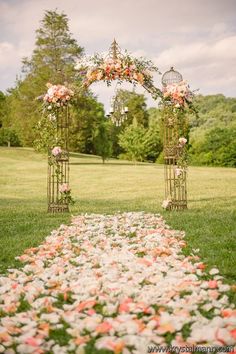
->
[[43, 83, 74, 112], [162, 80, 195, 111], [75, 52, 161, 92]]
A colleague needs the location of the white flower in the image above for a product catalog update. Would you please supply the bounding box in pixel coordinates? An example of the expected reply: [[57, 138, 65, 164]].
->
[[162, 199, 171, 209], [75, 346, 86, 354], [209, 268, 219, 275]]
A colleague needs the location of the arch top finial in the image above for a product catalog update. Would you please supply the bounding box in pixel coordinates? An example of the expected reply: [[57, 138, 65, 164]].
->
[[108, 38, 121, 61]]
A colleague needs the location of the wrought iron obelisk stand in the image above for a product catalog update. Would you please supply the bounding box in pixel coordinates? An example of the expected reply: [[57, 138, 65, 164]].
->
[[162, 67, 187, 210], [163, 111, 187, 210], [47, 106, 70, 213]]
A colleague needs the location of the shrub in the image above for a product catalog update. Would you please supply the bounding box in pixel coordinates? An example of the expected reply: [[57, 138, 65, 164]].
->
[[0, 128, 21, 147]]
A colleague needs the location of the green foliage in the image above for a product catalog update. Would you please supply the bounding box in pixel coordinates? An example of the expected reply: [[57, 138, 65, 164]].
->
[[181, 322, 192, 340], [145, 124, 163, 162], [107, 89, 150, 158], [105, 89, 163, 162], [17, 296, 31, 312], [69, 94, 105, 154], [33, 115, 57, 153], [190, 95, 236, 167], [118, 123, 162, 162], [190, 127, 236, 167], [94, 121, 113, 163], [49, 325, 72, 346], [118, 124, 149, 162], [114, 89, 149, 127], [0, 128, 21, 147], [22, 10, 83, 83], [150, 94, 236, 167], [0, 91, 6, 127]]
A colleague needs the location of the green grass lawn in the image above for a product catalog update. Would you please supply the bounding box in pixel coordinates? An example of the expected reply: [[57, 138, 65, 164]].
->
[[0, 147, 235, 286]]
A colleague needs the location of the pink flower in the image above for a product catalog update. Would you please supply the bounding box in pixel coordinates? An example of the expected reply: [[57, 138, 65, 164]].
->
[[25, 337, 42, 347], [197, 263, 206, 270], [87, 309, 96, 316], [44, 84, 74, 104], [51, 146, 62, 157], [96, 321, 112, 334], [208, 290, 219, 300], [119, 298, 133, 313], [76, 299, 96, 312], [221, 309, 236, 317], [59, 183, 70, 193], [175, 168, 183, 177], [230, 329, 236, 340], [179, 137, 187, 145], [208, 280, 218, 289]]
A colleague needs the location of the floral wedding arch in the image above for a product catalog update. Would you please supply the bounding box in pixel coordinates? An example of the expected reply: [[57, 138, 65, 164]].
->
[[38, 40, 195, 212]]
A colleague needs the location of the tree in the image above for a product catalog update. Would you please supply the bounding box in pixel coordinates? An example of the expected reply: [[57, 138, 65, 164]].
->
[[189, 94, 236, 166], [113, 89, 149, 127], [0, 128, 21, 147], [118, 124, 162, 162], [0, 91, 6, 128], [106, 89, 149, 157], [94, 121, 113, 163], [118, 124, 147, 162], [69, 94, 106, 154], [7, 10, 83, 146], [190, 127, 236, 167], [22, 10, 83, 83]]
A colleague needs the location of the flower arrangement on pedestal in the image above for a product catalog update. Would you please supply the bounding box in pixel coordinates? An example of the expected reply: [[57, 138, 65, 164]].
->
[[43, 83, 74, 112], [162, 80, 195, 111], [35, 83, 74, 152]]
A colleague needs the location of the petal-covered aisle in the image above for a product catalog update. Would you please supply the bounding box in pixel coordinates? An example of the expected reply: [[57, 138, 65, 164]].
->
[[0, 212, 235, 354]]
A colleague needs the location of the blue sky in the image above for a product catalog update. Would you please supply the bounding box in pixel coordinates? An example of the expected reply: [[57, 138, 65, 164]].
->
[[0, 0, 236, 108]]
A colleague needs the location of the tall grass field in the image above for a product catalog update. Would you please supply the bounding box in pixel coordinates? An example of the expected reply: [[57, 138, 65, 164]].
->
[[0, 147, 235, 286]]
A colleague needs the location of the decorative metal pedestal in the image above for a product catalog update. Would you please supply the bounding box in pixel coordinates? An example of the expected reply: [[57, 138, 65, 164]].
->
[[163, 113, 187, 211], [47, 106, 70, 213]]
